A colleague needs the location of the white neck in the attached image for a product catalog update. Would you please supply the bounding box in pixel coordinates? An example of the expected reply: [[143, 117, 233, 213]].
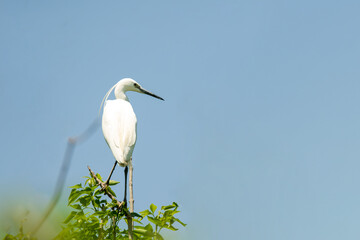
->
[[114, 84, 129, 101]]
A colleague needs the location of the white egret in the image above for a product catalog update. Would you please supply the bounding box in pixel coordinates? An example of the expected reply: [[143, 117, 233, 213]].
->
[[100, 78, 164, 204]]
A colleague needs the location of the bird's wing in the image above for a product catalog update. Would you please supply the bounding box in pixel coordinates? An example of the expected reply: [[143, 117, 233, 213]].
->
[[115, 101, 137, 151], [102, 100, 137, 163]]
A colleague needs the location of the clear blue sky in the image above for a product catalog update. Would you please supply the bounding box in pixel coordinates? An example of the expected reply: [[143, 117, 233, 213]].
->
[[1, 1, 360, 239]]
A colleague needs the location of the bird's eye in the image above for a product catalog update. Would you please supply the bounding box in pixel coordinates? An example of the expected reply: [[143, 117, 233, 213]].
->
[[134, 83, 139, 88]]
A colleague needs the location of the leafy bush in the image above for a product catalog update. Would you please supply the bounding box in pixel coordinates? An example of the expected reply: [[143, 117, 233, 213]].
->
[[4, 174, 185, 240]]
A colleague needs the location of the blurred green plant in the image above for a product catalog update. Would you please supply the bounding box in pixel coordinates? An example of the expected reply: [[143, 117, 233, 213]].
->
[[3, 174, 185, 240], [3, 217, 37, 240]]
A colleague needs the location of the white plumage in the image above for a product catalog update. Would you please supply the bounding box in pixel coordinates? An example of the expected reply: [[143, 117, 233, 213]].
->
[[99, 78, 163, 192], [102, 99, 137, 166]]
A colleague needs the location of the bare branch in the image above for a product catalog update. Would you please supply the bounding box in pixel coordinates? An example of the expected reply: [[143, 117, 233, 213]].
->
[[129, 159, 134, 222], [87, 166, 125, 208], [129, 159, 134, 238], [32, 118, 100, 235]]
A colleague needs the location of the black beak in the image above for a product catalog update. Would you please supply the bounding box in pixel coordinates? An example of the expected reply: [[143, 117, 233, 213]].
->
[[139, 87, 164, 101]]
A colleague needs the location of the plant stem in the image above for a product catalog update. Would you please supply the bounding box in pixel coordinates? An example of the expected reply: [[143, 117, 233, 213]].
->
[[128, 158, 134, 238], [129, 159, 134, 214]]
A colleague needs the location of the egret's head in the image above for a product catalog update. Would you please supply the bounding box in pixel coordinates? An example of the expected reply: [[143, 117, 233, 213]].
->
[[99, 78, 164, 115], [115, 78, 164, 101], [117, 78, 140, 92]]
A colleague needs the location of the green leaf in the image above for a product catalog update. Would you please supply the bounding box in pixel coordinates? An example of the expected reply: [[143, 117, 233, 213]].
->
[[144, 223, 154, 232], [69, 183, 82, 189], [163, 224, 178, 231], [94, 189, 103, 196], [162, 205, 174, 211], [105, 200, 118, 209], [63, 211, 77, 224], [79, 196, 91, 207], [133, 227, 148, 234], [134, 225, 154, 237], [150, 203, 157, 214], [82, 186, 93, 194], [155, 232, 164, 240], [174, 217, 187, 227], [148, 216, 162, 226], [107, 187, 117, 197], [131, 212, 143, 218], [70, 204, 82, 210], [95, 173, 103, 181], [139, 209, 151, 217], [68, 190, 84, 205], [162, 202, 178, 211], [133, 218, 143, 224], [109, 180, 120, 185], [92, 198, 100, 208], [68, 188, 76, 198]]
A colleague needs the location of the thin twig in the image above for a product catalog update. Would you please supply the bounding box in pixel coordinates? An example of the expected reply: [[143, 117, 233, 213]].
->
[[87, 166, 125, 208]]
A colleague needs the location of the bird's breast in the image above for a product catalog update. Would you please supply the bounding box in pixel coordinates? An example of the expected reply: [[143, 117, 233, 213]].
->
[[102, 99, 137, 165]]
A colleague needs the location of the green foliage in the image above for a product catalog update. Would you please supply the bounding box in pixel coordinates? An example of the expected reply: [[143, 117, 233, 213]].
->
[[136, 202, 186, 239], [3, 174, 185, 240], [3, 218, 37, 240], [55, 174, 185, 239]]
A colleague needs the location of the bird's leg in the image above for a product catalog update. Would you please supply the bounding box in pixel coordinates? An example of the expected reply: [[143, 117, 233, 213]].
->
[[103, 161, 117, 189], [123, 166, 128, 208]]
